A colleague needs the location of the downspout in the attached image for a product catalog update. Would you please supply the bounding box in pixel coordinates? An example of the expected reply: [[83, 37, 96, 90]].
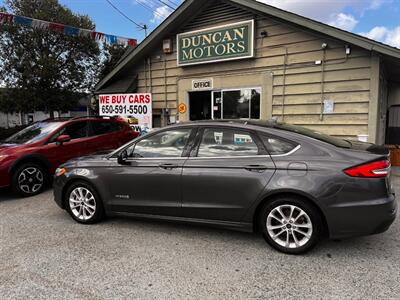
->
[[144, 58, 147, 92], [148, 57, 152, 94], [281, 47, 288, 122], [164, 54, 168, 126], [319, 48, 327, 121]]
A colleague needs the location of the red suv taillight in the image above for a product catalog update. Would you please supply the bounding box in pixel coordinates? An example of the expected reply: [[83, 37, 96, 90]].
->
[[344, 160, 391, 178]]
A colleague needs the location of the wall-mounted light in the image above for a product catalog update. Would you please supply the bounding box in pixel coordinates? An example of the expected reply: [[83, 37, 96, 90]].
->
[[321, 42, 328, 49], [163, 38, 172, 54], [345, 45, 351, 55]]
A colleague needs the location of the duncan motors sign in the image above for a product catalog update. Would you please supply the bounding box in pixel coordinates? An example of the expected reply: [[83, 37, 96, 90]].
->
[[177, 20, 254, 66], [99, 93, 152, 129]]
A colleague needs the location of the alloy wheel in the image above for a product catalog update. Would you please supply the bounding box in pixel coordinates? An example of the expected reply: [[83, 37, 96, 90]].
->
[[266, 204, 313, 249], [18, 167, 44, 194], [69, 187, 97, 221]]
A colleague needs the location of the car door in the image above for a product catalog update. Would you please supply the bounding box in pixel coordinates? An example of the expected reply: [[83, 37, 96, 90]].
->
[[105, 127, 196, 217], [181, 126, 276, 222], [41, 121, 90, 171], [88, 120, 122, 153]]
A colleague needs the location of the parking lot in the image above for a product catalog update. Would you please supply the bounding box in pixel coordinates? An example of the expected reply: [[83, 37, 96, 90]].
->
[[0, 176, 399, 299]]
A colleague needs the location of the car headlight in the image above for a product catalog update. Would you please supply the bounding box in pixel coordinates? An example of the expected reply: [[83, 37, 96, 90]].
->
[[55, 167, 66, 177]]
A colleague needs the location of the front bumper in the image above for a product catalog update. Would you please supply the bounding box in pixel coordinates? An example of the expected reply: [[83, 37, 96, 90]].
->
[[0, 164, 10, 188], [53, 175, 67, 209], [327, 194, 397, 239]]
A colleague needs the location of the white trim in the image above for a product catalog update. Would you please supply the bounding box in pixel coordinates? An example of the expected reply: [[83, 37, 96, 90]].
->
[[189, 145, 301, 159], [120, 145, 300, 161], [125, 157, 188, 161], [269, 145, 301, 157], [176, 19, 255, 67]]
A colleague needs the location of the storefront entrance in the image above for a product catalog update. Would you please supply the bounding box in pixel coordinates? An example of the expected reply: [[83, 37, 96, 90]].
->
[[189, 88, 261, 121]]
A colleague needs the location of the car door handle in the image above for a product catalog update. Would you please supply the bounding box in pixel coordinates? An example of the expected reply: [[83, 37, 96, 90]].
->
[[244, 165, 269, 172], [158, 163, 179, 170]]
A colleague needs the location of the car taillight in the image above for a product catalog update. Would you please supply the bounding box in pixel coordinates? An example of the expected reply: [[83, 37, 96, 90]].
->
[[344, 160, 391, 178]]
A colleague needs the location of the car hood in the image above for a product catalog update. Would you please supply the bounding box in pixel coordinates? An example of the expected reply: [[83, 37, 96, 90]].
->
[[63, 154, 109, 167], [0, 143, 21, 154]]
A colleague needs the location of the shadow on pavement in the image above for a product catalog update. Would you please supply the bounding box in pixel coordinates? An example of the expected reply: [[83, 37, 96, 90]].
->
[[0, 187, 52, 202]]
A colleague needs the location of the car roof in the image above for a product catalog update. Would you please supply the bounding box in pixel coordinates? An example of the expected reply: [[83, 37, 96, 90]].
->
[[173, 119, 277, 129], [39, 117, 121, 124]]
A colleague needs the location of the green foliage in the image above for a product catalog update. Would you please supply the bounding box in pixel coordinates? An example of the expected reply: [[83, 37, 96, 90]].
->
[[0, 0, 100, 115], [98, 44, 128, 81]]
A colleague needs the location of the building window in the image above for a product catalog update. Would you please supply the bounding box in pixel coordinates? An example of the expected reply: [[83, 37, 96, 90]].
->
[[213, 88, 260, 120]]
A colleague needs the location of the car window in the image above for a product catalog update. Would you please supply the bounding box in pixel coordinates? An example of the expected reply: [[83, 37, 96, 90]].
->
[[197, 128, 259, 157], [5, 122, 62, 144], [50, 121, 89, 142], [260, 135, 298, 155], [90, 121, 122, 136], [127, 129, 192, 158]]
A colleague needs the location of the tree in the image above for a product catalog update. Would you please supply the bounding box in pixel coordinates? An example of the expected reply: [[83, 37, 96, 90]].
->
[[0, 0, 100, 118], [98, 44, 128, 82]]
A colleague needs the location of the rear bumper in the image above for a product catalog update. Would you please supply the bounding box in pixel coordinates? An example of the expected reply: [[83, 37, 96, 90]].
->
[[326, 194, 397, 239]]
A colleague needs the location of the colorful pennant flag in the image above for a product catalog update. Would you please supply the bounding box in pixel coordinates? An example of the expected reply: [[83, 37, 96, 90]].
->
[[0, 12, 137, 47]]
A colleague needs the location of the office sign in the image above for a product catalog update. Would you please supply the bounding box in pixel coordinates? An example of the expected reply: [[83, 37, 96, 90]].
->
[[192, 78, 213, 90], [99, 93, 152, 129], [177, 20, 254, 66]]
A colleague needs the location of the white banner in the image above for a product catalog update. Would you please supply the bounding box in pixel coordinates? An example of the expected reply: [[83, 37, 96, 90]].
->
[[99, 93, 152, 129]]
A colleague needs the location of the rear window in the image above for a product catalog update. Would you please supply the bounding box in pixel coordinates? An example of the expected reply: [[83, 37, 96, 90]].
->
[[90, 121, 123, 136], [260, 135, 297, 155], [275, 123, 351, 148]]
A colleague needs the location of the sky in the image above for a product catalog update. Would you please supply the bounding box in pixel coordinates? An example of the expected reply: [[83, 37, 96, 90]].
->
[[0, 0, 399, 48]]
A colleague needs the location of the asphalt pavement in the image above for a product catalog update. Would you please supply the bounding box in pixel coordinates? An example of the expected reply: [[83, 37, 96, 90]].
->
[[0, 176, 399, 299]]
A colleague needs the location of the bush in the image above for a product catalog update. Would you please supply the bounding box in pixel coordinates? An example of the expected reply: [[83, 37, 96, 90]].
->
[[0, 126, 27, 141]]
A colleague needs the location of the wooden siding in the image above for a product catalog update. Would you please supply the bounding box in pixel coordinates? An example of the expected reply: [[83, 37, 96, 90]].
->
[[132, 0, 372, 139]]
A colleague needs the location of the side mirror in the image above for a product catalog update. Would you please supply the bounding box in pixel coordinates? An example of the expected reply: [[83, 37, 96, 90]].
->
[[118, 150, 128, 164], [56, 134, 71, 145]]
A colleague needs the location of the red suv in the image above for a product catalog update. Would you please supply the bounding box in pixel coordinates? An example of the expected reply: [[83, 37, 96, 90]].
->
[[0, 117, 139, 196]]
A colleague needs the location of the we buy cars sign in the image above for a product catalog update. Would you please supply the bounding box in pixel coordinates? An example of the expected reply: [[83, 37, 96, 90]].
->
[[99, 93, 152, 129]]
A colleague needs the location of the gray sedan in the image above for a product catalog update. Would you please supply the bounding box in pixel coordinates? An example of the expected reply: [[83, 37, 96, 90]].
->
[[53, 120, 397, 254]]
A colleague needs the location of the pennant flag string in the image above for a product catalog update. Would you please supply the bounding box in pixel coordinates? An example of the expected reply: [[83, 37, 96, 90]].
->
[[0, 12, 137, 47]]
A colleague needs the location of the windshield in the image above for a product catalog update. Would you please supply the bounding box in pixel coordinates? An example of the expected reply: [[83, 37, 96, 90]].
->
[[275, 123, 351, 148], [5, 122, 63, 144]]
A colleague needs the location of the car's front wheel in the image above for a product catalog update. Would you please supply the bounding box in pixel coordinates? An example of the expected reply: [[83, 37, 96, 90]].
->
[[259, 197, 323, 254], [65, 181, 104, 224], [12, 163, 46, 197]]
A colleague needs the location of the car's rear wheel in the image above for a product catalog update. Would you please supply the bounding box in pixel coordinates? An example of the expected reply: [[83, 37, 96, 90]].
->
[[12, 163, 46, 197], [65, 181, 104, 224], [259, 197, 323, 254]]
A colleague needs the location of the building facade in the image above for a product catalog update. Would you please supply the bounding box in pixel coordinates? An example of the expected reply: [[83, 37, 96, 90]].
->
[[96, 0, 400, 145]]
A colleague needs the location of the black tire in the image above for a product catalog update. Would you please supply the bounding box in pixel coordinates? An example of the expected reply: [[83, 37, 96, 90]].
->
[[259, 197, 323, 254], [65, 181, 104, 224], [12, 163, 47, 197]]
